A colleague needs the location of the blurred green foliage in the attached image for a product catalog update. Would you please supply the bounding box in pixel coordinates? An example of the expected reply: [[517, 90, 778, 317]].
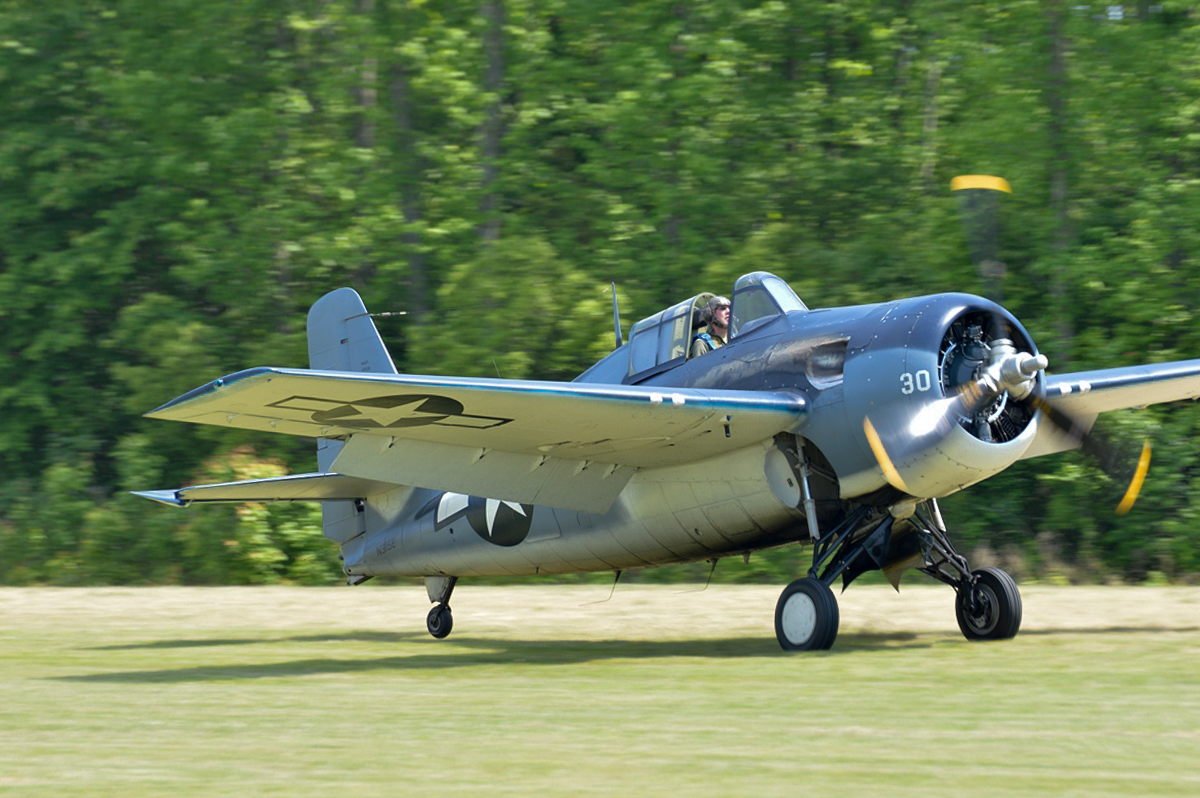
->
[[1, 0, 1199, 585]]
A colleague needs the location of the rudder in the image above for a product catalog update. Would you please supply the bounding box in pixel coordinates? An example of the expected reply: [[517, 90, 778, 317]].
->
[[307, 287, 397, 374], [307, 288, 398, 545]]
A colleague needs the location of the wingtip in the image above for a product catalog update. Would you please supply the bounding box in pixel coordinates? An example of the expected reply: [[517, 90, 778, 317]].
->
[[143, 367, 282, 418], [131, 489, 188, 507]]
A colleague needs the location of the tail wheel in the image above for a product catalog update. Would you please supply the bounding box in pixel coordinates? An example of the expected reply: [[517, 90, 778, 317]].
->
[[426, 604, 454, 639], [775, 577, 839, 651], [955, 567, 1022, 641]]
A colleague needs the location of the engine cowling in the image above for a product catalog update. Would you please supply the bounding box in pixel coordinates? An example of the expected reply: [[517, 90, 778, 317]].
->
[[835, 294, 1043, 499]]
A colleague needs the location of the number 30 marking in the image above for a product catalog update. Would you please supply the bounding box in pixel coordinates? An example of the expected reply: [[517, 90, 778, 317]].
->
[[901, 370, 931, 394]]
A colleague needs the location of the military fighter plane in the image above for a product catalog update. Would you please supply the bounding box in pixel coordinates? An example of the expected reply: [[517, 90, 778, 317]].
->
[[136, 180, 1200, 651]]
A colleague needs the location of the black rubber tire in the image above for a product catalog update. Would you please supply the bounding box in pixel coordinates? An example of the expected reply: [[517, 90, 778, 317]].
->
[[426, 604, 454, 639], [774, 577, 840, 651], [955, 567, 1022, 641]]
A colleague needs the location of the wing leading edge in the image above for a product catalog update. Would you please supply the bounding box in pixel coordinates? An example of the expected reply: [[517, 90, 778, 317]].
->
[[145, 367, 809, 513]]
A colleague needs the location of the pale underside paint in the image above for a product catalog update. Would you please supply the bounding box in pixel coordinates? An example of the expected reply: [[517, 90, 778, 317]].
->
[[340, 443, 806, 579]]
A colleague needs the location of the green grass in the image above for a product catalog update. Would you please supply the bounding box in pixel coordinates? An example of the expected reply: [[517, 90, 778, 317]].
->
[[1, 585, 1197, 797]]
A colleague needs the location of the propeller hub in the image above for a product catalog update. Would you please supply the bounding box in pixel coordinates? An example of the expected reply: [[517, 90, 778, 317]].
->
[[985, 340, 1048, 400]]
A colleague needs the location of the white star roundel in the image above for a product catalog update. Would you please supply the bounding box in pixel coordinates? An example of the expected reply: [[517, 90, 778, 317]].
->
[[484, 498, 527, 534]]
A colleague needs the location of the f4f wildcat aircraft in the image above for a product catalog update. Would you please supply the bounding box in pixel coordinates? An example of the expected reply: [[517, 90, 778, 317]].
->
[[137, 180, 1200, 651]]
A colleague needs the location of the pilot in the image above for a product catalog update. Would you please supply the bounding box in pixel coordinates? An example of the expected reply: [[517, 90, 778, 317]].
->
[[690, 295, 731, 357]]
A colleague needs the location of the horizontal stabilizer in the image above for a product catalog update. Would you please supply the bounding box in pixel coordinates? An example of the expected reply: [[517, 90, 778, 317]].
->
[[133, 472, 398, 507]]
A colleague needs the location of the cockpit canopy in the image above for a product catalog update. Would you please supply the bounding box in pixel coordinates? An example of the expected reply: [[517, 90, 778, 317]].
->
[[729, 271, 808, 336], [627, 294, 709, 375], [625, 272, 809, 375], [573, 272, 807, 384]]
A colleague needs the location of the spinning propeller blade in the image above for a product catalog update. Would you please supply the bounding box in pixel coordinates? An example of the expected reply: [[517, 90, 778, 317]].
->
[[863, 374, 1152, 513], [1116, 439, 1152, 515], [1018, 393, 1152, 514], [861, 176, 1154, 513], [862, 416, 909, 494], [952, 174, 1012, 303]]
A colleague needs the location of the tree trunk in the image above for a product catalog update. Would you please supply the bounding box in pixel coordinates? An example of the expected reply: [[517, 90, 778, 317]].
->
[[479, 0, 506, 245], [390, 62, 428, 322], [355, 0, 378, 149], [1044, 0, 1074, 365], [919, 57, 942, 192]]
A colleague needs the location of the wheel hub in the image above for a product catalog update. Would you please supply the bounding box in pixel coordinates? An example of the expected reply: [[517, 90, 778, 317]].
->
[[780, 593, 818, 645], [963, 583, 999, 635]]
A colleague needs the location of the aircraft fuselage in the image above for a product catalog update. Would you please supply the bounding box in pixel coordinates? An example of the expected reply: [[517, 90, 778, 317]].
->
[[342, 289, 1038, 580]]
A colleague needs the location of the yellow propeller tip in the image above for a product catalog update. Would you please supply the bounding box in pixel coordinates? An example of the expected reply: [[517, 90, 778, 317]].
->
[[1115, 439, 1152, 515], [950, 175, 1012, 193], [863, 416, 910, 494]]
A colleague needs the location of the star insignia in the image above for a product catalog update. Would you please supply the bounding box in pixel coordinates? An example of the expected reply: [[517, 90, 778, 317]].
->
[[484, 498, 527, 536]]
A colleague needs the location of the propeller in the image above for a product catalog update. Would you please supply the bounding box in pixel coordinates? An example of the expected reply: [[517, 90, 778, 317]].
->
[[862, 176, 1151, 514], [951, 175, 1011, 304], [1021, 393, 1151, 515], [863, 356, 1151, 513]]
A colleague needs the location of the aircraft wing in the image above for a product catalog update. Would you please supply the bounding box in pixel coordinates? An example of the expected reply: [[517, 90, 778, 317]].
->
[[145, 367, 809, 513], [1023, 358, 1200, 458]]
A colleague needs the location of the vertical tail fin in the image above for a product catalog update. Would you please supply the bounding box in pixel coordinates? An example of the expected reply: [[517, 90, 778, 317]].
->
[[307, 287, 398, 375], [307, 288, 398, 545]]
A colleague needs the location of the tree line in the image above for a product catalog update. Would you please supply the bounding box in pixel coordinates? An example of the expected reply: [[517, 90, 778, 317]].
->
[[1, 0, 1198, 586]]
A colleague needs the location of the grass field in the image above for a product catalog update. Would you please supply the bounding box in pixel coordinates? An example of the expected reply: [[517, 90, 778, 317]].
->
[[1, 584, 1197, 797]]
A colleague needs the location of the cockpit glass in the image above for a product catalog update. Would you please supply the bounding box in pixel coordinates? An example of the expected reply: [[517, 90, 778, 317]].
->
[[625, 296, 705, 377], [730, 272, 806, 336], [763, 275, 807, 313], [622, 275, 805, 378], [628, 315, 659, 373]]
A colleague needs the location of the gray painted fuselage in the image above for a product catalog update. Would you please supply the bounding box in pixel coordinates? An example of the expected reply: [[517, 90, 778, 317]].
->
[[344, 291, 1028, 580]]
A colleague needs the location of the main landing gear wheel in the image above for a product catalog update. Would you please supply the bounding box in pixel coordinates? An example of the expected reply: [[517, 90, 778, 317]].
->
[[775, 577, 839, 651], [426, 603, 454, 639], [956, 567, 1022, 641]]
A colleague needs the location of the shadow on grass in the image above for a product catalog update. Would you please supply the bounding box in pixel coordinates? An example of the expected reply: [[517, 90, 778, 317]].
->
[[59, 623, 1197, 683], [56, 630, 935, 682], [89, 631, 423, 650], [1020, 626, 1200, 636]]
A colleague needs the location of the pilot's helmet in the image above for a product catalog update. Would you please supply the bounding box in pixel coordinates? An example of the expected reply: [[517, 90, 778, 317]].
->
[[706, 295, 731, 321]]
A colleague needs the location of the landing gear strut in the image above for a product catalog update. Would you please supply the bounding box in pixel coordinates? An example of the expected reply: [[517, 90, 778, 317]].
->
[[772, 506, 878, 651], [911, 503, 1022, 641], [424, 575, 457, 640], [773, 498, 1023, 651]]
